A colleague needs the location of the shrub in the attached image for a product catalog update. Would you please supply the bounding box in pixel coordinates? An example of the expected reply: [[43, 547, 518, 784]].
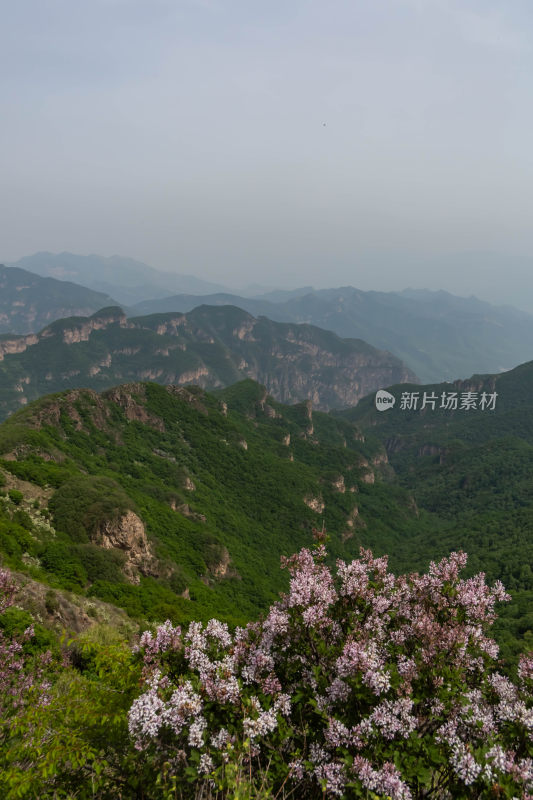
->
[[50, 476, 135, 543], [0, 600, 145, 799], [129, 535, 533, 799], [40, 542, 87, 589], [7, 490, 23, 506]]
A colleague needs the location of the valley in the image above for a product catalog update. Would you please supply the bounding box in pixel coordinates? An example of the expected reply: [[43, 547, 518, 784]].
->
[[1, 258, 532, 799]]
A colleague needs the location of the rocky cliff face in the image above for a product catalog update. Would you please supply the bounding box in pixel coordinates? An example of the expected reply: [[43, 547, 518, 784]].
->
[[93, 510, 157, 584], [182, 311, 417, 410], [0, 307, 126, 361], [104, 384, 165, 430], [0, 304, 418, 420]]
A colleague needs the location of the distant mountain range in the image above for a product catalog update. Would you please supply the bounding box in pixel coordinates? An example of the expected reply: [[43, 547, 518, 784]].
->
[[5, 253, 533, 385], [0, 305, 416, 420], [8, 252, 229, 305], [0, 265, 117, 334], [133, 287, 533, 384]]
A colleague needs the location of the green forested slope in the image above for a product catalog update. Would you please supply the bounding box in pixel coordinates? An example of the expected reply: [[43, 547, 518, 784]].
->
[[1, 373, 531, 663], [338, 361, 533, 660], [0, 380, 430, 629]]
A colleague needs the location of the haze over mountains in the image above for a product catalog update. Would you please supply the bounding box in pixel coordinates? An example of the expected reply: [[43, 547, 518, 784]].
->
[[0, 265, 116, 335], [134, 287, 533, 384], [5, 254, 533, 385], [8, 252, 229, 306]]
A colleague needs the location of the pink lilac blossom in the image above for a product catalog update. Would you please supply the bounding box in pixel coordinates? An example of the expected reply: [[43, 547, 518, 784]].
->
[[450, 742, 482, 785], [335, 638, 391, 695], [242, 708, 278, 741], [0, 567, 52, 716], [137, 619, 181, 660], [198, 753, 214, 775], [210, 728, 230, 750], [128, 541, 532, 799], [353, 756, 413, 800], [313, 760, 346, 797], [284, 547, 337, 627], [519, 654, 533, 683], [0, 568, 16, 613], [369, 698, 417, 740]]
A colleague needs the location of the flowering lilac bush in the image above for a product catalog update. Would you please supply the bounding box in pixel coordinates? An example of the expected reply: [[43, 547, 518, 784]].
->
[[129, 539, 533, 798], [0, 569, 52, 718]]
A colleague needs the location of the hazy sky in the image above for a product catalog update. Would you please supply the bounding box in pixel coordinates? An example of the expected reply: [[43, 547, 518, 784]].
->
[[2, 0, 533, 305]]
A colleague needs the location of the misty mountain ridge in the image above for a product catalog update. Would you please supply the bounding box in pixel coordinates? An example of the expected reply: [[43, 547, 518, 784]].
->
[[133, 285, 533, 383], [0, 304, 416, 421], [6, 252, 533, 385], [8, 252, 231, 305], [0, 264, 117, 334]]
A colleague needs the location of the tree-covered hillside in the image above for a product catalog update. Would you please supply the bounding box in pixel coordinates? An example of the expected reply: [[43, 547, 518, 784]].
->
[[0, 380, 429, 629], [337, 361, 533, 660], [0, 379, 531, 798], [0, 305, 416, 419], [0, 377, 531, 662]]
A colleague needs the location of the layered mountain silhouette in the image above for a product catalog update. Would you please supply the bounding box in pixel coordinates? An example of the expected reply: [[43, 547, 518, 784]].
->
[[0, 265, 116, 334], [5, 255, 533, 384], [0, 305, 416, 420], [8, 252, 229, 305], [134, 287, 533, 383]]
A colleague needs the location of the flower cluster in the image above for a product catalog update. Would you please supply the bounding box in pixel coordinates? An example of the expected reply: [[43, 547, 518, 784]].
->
[[136, 619, 182, 663], [128, 542, 532, 798]]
